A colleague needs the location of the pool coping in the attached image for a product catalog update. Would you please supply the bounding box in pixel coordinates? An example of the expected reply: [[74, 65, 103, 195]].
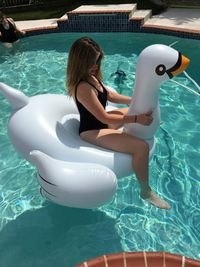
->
[[17, 5, 200, 40]]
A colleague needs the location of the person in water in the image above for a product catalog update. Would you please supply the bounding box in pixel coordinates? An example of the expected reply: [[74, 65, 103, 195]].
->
[[66, 37, 171, 209], [111, 68, 127, 85], [0, 11, 26, 49]]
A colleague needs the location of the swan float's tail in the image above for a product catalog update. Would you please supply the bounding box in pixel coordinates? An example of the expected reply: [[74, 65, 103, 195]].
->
[[0, 82, 29, 110], [30, 150, 117, 208]]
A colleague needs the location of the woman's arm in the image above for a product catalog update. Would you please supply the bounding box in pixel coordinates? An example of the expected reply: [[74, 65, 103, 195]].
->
[[77, 83, 152, 125], [15, 25, 26, 36], [107, 89, 132, 105], [15, 27, 26, 36], [8, 18, 26, 36]]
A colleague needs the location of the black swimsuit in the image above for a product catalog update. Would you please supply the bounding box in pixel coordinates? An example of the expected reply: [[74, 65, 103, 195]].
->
[[75, 80, 108, 135], [0, 20, 18, 43]]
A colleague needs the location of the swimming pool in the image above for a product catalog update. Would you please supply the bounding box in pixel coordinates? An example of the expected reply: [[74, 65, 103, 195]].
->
[[0, 32, 199, 267]]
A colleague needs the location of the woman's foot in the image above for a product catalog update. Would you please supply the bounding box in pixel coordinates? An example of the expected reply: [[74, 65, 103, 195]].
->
[[141, 191, 171, 209]]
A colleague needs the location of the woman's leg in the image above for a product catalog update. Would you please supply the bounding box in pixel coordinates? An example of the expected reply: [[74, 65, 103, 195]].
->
[[81, 128, 170, 209]]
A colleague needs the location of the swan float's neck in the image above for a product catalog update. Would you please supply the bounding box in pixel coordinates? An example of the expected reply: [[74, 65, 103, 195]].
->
[[128, 77, 160, 115], [123, 75, 162, 144]]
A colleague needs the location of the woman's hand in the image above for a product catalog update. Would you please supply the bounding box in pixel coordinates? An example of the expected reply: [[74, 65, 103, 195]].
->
[[20, 30, 26, 36], [136, 111, 153, 125]]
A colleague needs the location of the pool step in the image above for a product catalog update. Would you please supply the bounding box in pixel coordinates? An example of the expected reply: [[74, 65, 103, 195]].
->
[[56, 4, 154, 32], [65, 4, 152, 26], [130, 9, 152, 25], [67, 4, 137, 14]]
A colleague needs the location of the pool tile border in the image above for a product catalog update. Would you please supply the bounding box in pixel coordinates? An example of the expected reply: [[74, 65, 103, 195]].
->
[[142, 24, 200, 39]]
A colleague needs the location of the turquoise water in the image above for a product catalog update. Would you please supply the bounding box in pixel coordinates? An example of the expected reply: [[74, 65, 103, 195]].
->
[[0, 33, 199, 267]]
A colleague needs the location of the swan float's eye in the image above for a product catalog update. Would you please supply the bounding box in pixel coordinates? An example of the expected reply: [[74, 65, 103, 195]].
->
[[155, 64, 166, 76]]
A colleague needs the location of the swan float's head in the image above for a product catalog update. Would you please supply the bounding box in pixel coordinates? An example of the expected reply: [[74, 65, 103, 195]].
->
[[125, 44, 190, 141], [136, 44, 190, 83]]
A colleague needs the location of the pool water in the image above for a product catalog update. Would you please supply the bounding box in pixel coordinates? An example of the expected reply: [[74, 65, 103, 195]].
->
[[0, 33, 199, 267]]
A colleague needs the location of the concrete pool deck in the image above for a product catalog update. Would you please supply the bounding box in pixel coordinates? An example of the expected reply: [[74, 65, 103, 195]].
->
[[144, 8, 200, 34], [15, 5, 200, 36]]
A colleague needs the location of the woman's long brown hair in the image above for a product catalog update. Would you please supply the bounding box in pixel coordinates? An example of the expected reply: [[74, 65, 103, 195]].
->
[[66, 37, 104, 97]]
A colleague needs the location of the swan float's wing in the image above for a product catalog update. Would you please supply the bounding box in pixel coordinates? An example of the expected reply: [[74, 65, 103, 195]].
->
[[30, 150, 117, 208]]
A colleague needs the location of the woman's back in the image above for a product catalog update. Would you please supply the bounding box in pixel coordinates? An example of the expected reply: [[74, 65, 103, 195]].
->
[[75, 80, 108, 134]]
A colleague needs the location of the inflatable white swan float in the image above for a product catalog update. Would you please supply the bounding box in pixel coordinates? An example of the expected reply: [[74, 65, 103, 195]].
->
[[0, 44, 189, 208]]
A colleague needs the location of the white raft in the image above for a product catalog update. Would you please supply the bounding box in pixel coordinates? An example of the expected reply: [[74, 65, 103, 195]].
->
[[0, 44, 189, 209]]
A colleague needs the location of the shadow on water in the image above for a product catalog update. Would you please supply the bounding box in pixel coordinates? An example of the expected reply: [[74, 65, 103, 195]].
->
[[0, 204, 122, 267]]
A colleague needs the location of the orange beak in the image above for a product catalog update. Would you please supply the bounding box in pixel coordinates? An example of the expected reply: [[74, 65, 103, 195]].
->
[[167, 53, 190, 78]]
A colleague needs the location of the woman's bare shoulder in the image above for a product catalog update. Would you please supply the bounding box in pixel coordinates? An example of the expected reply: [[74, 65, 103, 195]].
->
[[77, 81, 89, 88], [77, 81, 97, 93], [77, 81, 90, 94], [77, 81, 97, 100]]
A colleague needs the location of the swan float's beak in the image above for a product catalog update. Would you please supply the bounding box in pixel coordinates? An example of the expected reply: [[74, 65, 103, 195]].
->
[[166, 52, 190, 78]]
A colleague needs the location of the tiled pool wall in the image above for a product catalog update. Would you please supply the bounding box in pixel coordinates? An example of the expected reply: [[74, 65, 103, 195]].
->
[[25, 11, 200, 40], [60, 13, 132, 32]]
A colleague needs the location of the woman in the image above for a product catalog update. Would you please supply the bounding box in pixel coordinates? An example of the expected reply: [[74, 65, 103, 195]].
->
[[67, 37, 170, 209], [0, 11, 25, 49]]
